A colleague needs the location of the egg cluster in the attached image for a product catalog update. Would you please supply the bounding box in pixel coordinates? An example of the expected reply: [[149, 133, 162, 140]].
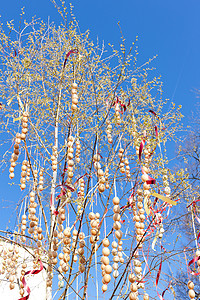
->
[[93, 154, 106, 193], [20, 111, 29, 140], [77, 177, 85, 215], [78, 232, 86, 273], [101, 238, 112, 292], [75, 138, 81, 163], [20, 160, 28, 190], [9, 133, 21, 179], [38, 168, 44, 191], [104, 167, 110, 189], [106, 121, 113, 144], [1, 245, 19, 291], [71, 82, 78, 112], [115, 102, 121, 125], [89, 212, 100, 249], [67, 136, 74, 184], [51, 146, 58, 172], [188, 280, 195, 299], [58, 226, 71, 274]]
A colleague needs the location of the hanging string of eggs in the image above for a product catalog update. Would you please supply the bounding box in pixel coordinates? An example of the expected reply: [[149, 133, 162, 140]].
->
[[78, 232, 86, 273], [101, 238, 112, 292], [9, 133, 21, 179], [20, 160, 28, 190], [89, 212, 100, 249], [67, 136, 74, 184], [106, 120, 113, 144], [115, 102, 121, 125], [188, 280, 195, 299], [93, 153, 106, 193], [111, 241, 119, 279], [71, 82, 78, 112], [38, 168, 44, 192], [75, 138, 81, 163], [51, 146, 57, 172], [104, 167, 110, 189], [77, 177, 84, 215]]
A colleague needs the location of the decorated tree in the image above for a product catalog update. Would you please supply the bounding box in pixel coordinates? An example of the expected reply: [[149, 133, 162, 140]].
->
[[0, 3, 198, 300]]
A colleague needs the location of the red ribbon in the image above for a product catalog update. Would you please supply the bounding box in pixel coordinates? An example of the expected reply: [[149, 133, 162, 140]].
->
[[18, 260, 43, 300], [155, 126, 158, 137], [141, 166, 156, 185], [63, 49, 78, 68], [156, 246, 167, 300], [50, 195, 59, 216], [139, 139, 145, 161], [149, 109, 159, 118], [188, 255, 200, 276]]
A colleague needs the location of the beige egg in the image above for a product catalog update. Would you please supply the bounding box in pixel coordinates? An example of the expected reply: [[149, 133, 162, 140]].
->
[[103, 238, 110, 247]]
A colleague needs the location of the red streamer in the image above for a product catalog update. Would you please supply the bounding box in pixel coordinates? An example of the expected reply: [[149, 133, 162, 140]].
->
[[18, 260, 43, 300], [63, 49, 78, 68], [188, 255, 200, 276], [141, 166, 156, 185], [139, 139, 145, 161], [149, 109, 159, 118], [156, 246, 167, 300]]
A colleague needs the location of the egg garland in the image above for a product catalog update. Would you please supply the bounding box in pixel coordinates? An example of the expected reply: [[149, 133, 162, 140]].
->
[[1, 245, 20, 292], [21, 214, 27, 243], [101, 238, 112, 292], [115, 102, 121, 125], [26, 162, 31, 182], [128, 273, 139, 300], [143, 293, 149, 300], [33, 169, 38, 189], [18, 261, 26, 296], [132, 115, 137, 138], [8, 246, 17, 290], [89, 212, 100, 248], [118, 240, 124, 264], [28, 191, 37, 236], [38, 167, 44, 191], [118, 148, 125, 174], [134, 188, 145, 249], [104, 167, 110, 189], [58, 227, 71, 274], [20, 160, 28, 190], [124, 158, 131, 179], [20, 111, 29, 140], [9, 133, 21, 179], [78, 231, 86, 273], [67, 136, 74, 185], [112, 196, 123, 250], [106, 121, 113, 144], [133, 259, 144, 289], [71, 82, 78, 112], [141, 142, 152, 209], [93, 153, 106, 193], [111, 241, 119, 279], [77, 177, 85, 215], [112, 199, 124, 264], [75, 138, 81, 163], [57, 207, 65, 240], [188, 280, 195, 299], [51, 146, 58, 172], [58, 274, 64, 289]]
